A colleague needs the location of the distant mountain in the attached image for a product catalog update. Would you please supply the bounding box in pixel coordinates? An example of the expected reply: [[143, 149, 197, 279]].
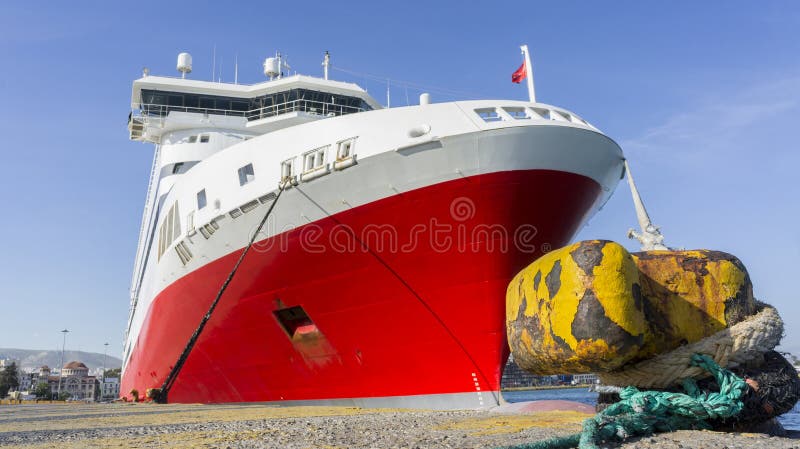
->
[[0, 348, 122, 372]]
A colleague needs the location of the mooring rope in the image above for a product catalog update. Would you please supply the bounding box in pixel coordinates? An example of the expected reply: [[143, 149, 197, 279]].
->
[[495, 354, 749, 449], [599, 303, 783, 389], [154, 181, 288, 403]]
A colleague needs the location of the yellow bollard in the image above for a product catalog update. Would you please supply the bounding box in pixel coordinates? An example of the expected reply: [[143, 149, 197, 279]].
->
[[506, 240, 755, 374], [632, 249, 755, 358]]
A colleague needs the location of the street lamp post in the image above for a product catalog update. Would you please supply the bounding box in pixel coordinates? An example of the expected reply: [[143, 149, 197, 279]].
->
[[56, 329, 69, 399], [102, 343, 109, 381], [102, 342, 109, 399]]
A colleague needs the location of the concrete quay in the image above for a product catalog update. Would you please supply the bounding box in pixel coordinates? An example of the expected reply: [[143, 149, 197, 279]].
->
[[0, 402, 797, 448]]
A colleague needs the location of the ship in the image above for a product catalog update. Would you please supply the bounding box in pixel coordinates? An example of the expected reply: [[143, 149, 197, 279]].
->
[[121, 49, 624, 409]]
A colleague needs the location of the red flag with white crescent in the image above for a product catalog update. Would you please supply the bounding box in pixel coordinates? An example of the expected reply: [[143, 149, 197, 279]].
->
[[512, 62, 527, 83]]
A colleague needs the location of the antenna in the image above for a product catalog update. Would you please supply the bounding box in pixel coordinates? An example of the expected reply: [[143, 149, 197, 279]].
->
[[281, 53, 291, 77], [322, 51, 330, 80], [386, 79, 391, 108], [234, 53, 239, 85], [211, 45, 216, 81]]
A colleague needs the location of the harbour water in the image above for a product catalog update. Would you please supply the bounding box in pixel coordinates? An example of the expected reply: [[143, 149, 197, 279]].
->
[[502, 388, 800, 431]]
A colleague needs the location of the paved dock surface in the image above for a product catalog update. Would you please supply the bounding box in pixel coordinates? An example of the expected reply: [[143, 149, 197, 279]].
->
[[0, 402, 797, 448]]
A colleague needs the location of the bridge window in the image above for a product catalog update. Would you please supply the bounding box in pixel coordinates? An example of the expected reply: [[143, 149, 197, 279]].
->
[[200, 134, 210, 143], [140, 88, 372, 121], [238, 163, 255, 186]]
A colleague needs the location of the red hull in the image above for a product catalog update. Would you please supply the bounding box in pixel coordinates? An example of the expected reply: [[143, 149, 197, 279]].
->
[[122, 169, 600, 404]]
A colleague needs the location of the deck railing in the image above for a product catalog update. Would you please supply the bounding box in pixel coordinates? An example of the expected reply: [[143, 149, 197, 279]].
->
[[132, 99, 365, 123]]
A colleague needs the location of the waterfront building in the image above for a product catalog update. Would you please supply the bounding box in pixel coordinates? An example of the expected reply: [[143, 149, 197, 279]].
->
[[101, 377, 120, 399], [31, 362, 98, 400], [18, 370, 40, 392], [29, 366, 53, 397], [59, 361, 98, 400]]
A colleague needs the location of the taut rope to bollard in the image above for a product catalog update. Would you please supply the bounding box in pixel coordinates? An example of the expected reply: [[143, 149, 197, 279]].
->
[[495, 354, 749, 449]]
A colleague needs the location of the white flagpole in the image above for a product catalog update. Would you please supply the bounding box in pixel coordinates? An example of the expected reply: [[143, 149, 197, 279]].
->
[[520, 44, 536, 103]]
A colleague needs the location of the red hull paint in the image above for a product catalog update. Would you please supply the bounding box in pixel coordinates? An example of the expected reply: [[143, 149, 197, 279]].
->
[[122, 170, 600, 403]]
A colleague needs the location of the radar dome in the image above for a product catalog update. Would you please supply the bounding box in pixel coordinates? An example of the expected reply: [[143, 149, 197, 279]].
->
[[177, 52, 192, 78], [263, 57, 280, 79]]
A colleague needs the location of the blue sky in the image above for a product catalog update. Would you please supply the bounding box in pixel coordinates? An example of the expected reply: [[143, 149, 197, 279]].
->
[[0, 1, 798, 360]]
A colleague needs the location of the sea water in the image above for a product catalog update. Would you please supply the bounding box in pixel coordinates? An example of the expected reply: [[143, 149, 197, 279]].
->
[[502, 388, 800, 431]]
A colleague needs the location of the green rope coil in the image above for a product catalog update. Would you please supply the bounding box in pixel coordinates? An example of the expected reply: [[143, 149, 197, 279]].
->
[[496, 354, 749, 449]]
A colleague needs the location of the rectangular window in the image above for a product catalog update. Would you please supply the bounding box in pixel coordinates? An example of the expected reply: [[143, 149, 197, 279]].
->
[[197, 189, 207, 209], [475, 108, 502, 122], [530, 107, 551, 120], [199, 98, 214, 109], [303, 146, 328, 172], [166, 205, 174, 244], [172, 162, 184, 174], [551, 110, 571, 122], [157, 202, 180, 261], [238, 163, 255, 186], [188, 135, 198, 143], [175, 241, 193, 265], [337, 138, 356, 160], [503, 107, 531, 120], [159, 220, 166, 259], [333, 138, 358, 171], [200, 134, 210, 143], [281, 159, 295, 182], [303, 154, 312, 171], [171, 202, 181, 243]]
